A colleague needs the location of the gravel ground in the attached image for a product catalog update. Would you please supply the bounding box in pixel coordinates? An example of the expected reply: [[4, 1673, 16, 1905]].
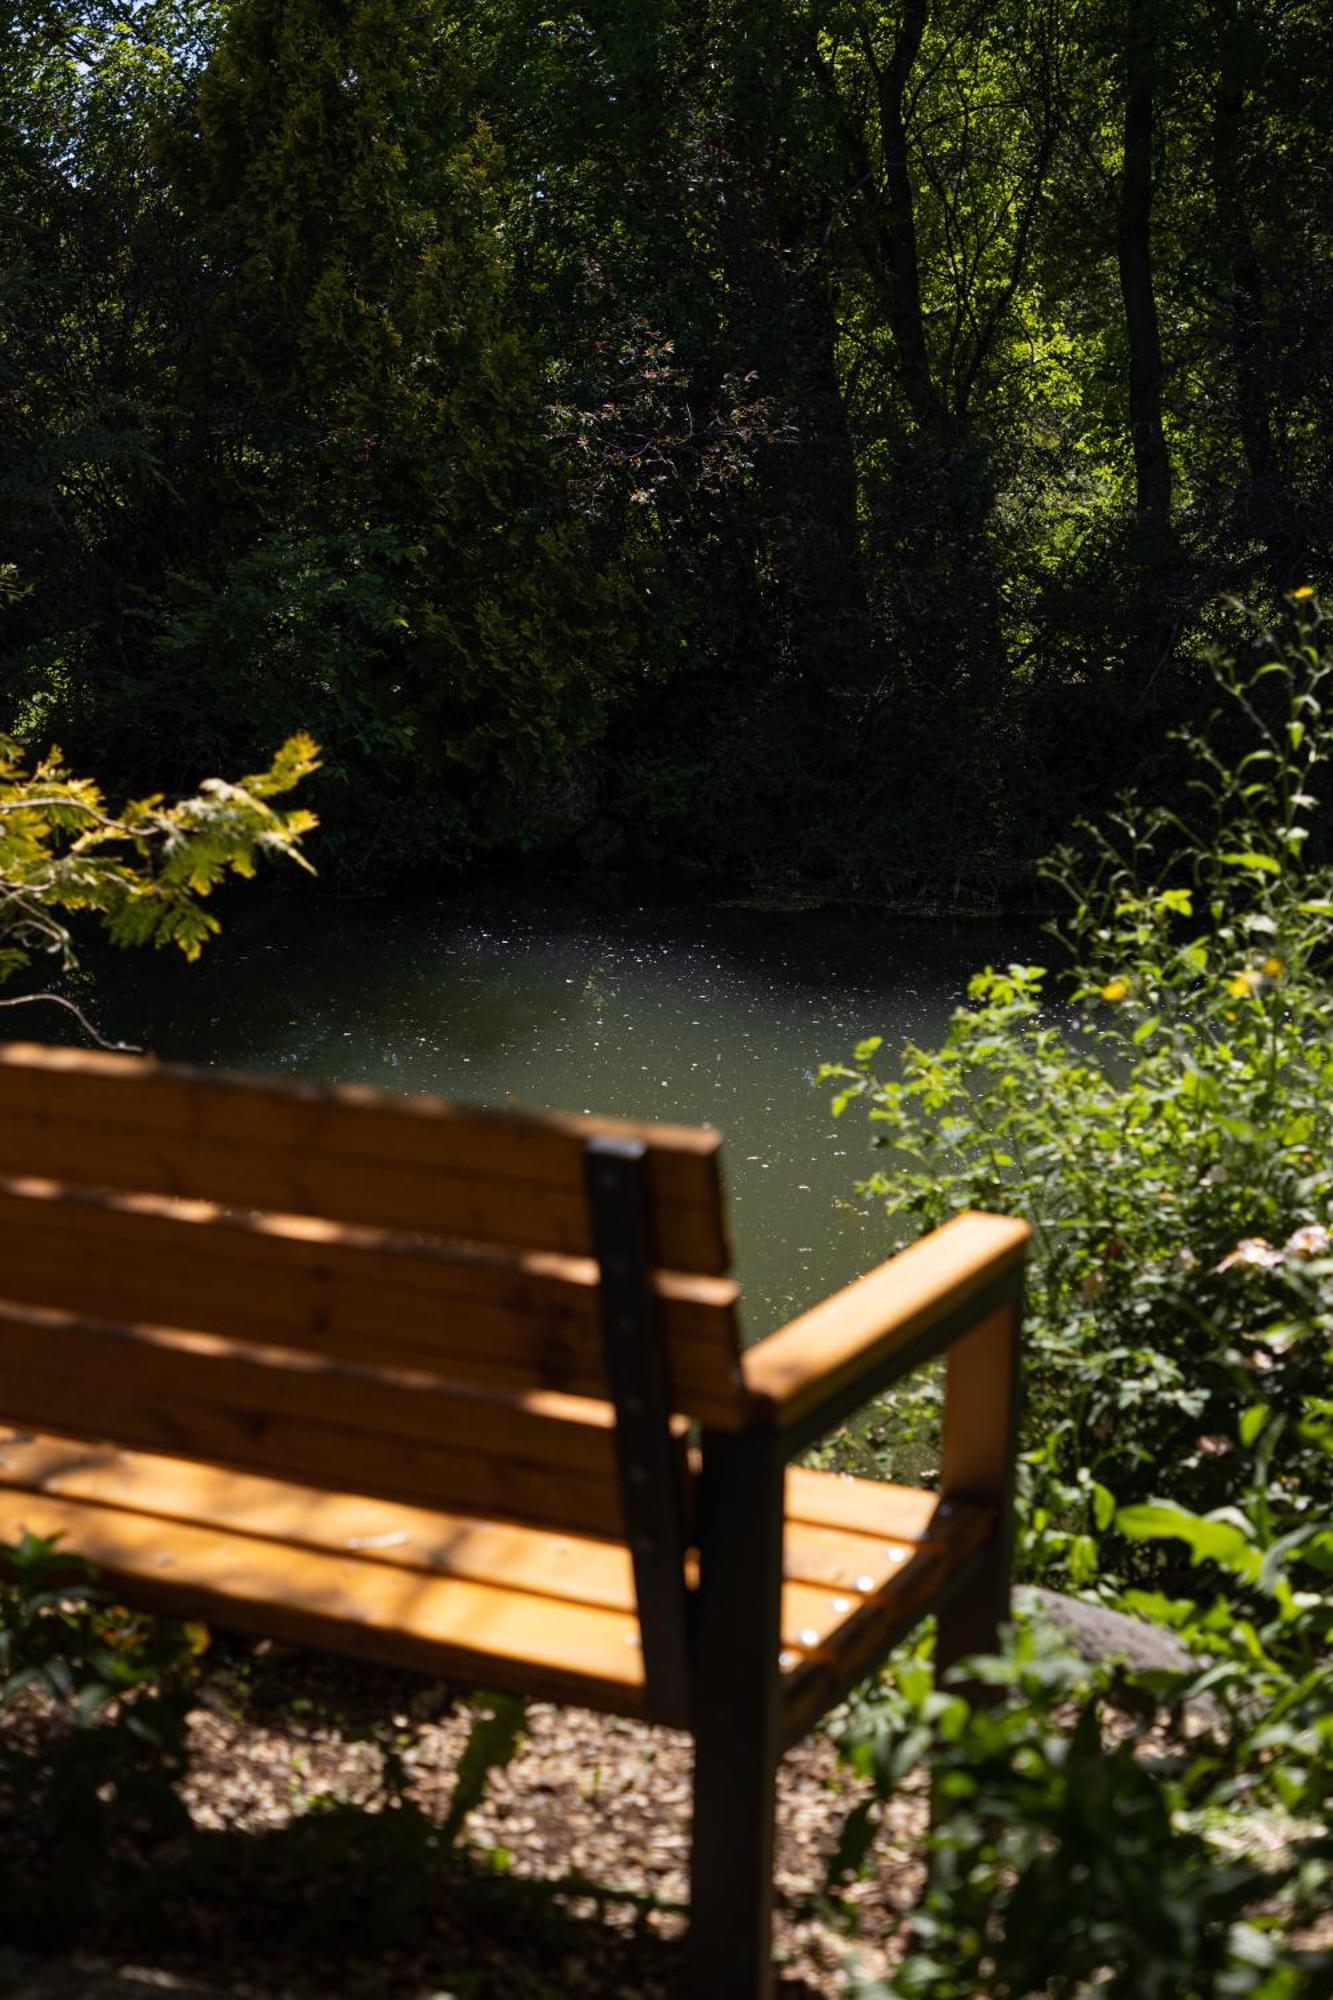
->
[[7, 1609, 1322, 1996], [0, 1644, 925, 1999]]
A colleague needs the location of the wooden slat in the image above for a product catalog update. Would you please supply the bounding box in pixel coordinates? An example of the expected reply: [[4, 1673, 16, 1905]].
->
[[772, 1472, 992, 1736], [783, 1516, 921, 1594], [779, 1542, 956, 1740], [743, 1213, 1030, 1426], [0, 1435, 952, 1650], [0, 1434, 640, 1612], [0, 1304, 636, 1538], [787, 1466, 993, 1571], [0, 1177, 747, 1425], [0, 1486, 650, 1715], [0, 1042, 732, 1274], [786, 1467, 947, 1543], [0, 1432, 992, 1722], [787, 1467, 992, 1610]]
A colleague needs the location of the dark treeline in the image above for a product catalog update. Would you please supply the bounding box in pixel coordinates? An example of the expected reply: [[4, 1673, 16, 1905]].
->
[[2, 0, 1330, 894]]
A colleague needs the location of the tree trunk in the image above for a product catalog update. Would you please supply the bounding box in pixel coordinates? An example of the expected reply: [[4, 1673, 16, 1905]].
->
[[877, 0, 940, 427], [1116, 0, 1173, 527], [1211, 0, 1302, 585], [717, 5, 876, 701]]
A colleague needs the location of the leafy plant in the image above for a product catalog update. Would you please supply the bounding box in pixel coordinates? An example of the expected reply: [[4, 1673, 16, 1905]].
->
[[831, 1623, 1328, 2000], [0, 727, 319, 1041], [822, 596, 1333, 1582], [823, 599, 1333, 1990], [440, 1692, 528, 1850], [0, 1533, 207, 1941]]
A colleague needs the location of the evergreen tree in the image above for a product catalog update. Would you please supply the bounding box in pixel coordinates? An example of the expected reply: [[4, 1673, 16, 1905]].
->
[[138, 0, 634, 865]]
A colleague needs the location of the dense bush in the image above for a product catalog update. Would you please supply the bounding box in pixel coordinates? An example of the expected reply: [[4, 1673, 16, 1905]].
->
[[833, 1605, 1330, 1997], [824, 599, 1333, 1990], [825, 596, 1333, 1576]]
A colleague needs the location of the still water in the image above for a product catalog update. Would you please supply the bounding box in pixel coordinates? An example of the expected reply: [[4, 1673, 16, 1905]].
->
[[83, 890, 1027, 1340]]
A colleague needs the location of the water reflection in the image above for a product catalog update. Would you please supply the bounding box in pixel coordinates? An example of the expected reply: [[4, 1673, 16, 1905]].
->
[[81, 890, 1030, 1339]]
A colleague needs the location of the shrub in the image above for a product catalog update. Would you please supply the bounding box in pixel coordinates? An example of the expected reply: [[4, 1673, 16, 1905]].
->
[[831, 1613, 1330, 1999], [822, 596, 1333, 1991], [822, 595, 1333, 1587]]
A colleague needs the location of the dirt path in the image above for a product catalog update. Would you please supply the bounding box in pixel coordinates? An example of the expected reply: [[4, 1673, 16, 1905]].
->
[[2, 1647, 928, 1999]]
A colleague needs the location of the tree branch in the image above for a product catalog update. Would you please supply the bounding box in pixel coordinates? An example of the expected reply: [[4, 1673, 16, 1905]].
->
[[0, 992, 141, 1053]]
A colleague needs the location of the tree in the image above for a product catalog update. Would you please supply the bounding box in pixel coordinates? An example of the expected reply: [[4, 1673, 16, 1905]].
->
[[1, 0, 637, 874], [142, 0, 641, 867], [0, 3, 219, 756], [801, 0, 1068, 857], [4, 0, 1331, 897]]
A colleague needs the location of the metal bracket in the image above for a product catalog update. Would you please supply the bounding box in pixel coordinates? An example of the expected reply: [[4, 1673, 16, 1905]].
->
[[583, 1136, 691, 1723]]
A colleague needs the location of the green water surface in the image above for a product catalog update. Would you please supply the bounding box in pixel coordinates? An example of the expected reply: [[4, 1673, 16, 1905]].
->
[[79, 890, 1028, 1339]]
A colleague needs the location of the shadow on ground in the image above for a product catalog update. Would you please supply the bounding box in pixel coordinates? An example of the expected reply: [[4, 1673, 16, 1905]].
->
[[0, 1800, 828, 2000]]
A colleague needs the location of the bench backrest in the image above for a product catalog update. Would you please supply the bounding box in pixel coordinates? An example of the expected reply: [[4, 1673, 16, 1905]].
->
[[0, 1042, 747, 1712]]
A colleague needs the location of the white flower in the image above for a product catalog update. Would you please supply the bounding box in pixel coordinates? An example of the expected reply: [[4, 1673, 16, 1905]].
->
[[1216, 1237, 1283, 1273], [1283, 1223, 1330, 1260]]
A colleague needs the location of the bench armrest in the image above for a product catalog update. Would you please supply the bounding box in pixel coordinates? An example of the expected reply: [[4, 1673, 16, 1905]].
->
[[741, 1212, 1030, 1458]]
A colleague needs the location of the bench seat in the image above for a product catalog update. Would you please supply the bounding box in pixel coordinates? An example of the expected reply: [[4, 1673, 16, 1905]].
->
[[0, 1428, 991, 1730]]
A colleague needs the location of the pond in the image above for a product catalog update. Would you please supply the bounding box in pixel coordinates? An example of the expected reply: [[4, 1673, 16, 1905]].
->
[[80, 889, 1031, 1340]]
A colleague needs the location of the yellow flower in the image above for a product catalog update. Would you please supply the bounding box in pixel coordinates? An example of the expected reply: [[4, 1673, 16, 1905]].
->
[[1290, 584, 1316, 601], [1100, 978, 1129, 1002], [1228, 970, 1263, 997], [1262, 955, 1283, 979]]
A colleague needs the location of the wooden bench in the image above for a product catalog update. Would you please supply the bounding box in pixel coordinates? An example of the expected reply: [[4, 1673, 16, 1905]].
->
[[0, 1039, 1028, 1997]]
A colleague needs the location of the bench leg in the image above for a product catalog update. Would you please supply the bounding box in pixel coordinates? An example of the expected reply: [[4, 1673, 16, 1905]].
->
[[936, 1290, 1022, 1694], [685, 1430, 785, 2000], [935, 1538, 1009, 1681], [688, 1690, 779, 1999]]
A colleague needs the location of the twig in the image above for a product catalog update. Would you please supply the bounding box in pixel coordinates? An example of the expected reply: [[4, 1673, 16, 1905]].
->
[[0, 992, 142, 1053], [0, 797, 131, 834]]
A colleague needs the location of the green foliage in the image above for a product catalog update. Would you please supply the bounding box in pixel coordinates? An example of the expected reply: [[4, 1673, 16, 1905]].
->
[[831, 1624, 1329, 1999], [830, 1404, 1333, 1991], [4, 0, 1330, 890], [824, 602, 1333, 1988], [0, 1533, 206, 1942], [1110, 1416, 1333, 1806], [0, 728, 319, 1027], [834, 1498, 1333, 1991], [154, 0, 640, 864], [0, 0, 639, 877], [823, 597, 1333, 1574]]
